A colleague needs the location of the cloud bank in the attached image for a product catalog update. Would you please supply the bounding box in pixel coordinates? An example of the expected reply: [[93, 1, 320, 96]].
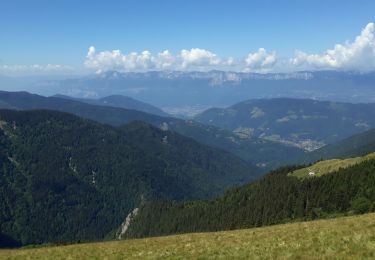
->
[[85, 22, 375, 74], [84, 46, 280, 73], [84, 46, 235, 73]]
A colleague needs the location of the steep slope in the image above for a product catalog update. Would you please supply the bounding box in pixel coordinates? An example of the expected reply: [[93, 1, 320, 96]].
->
[[125, 157, 375, 239], [0, 91, 304, 169], [303, 128, 375, 163], [54, 94, 169, 117], [0, 109, 257, 246], [195, 98, 375, 149]]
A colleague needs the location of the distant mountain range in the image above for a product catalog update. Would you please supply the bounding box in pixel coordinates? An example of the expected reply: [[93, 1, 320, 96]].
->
[[3, 91, 375, 167], [0, 109, 257, 246], [0, 91, 305, 170], [14, 70, 375, 115], [195, 98, 375, 149]]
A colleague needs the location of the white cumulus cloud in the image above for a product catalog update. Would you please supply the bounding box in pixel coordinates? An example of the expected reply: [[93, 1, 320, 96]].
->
[[244, 48, 278, 72], [156, 50, 176, 69], [85, 46, 160, 72], [180, 48, 221, 68], [290, 22, 375, 72]]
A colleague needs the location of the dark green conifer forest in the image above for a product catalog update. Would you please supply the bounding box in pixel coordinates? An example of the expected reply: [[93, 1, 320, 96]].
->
[[126, 160, 375, 238]]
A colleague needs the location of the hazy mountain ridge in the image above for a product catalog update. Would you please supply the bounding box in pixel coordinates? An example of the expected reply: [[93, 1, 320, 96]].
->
[[53, 94, 169, 117], [22, 70, 375, 111], [195, 98, 375, 150]]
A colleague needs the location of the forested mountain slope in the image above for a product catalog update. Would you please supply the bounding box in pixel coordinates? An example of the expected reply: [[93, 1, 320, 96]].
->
[[126, 156, 375, 239], [0, 109, 257, 246]]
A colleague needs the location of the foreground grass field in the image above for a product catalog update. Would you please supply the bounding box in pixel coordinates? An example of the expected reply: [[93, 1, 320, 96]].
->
[[1, 213, 375, 259]]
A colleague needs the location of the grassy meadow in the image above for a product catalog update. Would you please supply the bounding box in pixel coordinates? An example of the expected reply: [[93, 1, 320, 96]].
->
[[289, 152, 375, 179], [1, 213, 375, 259]]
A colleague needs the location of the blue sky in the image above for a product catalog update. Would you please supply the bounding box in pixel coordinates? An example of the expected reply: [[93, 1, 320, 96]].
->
[[1, 0, 375, 74]]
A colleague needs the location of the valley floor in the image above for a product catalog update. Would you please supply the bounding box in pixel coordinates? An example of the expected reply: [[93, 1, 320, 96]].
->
[[1, 213, 375, 259]]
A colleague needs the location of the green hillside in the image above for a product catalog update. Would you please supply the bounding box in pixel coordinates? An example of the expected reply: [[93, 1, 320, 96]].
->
[[290, 152, 375, 179], [1, 213, 375, 259], [0, 109, 257, 246], [125, 157, 375, 239]]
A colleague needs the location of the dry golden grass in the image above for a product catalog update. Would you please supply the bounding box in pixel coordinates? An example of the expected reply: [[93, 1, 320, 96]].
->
[[1, 213, 375, 259]]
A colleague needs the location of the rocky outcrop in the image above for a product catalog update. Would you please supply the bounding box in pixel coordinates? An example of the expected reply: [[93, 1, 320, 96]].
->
[[116, 208, 139, 239]]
